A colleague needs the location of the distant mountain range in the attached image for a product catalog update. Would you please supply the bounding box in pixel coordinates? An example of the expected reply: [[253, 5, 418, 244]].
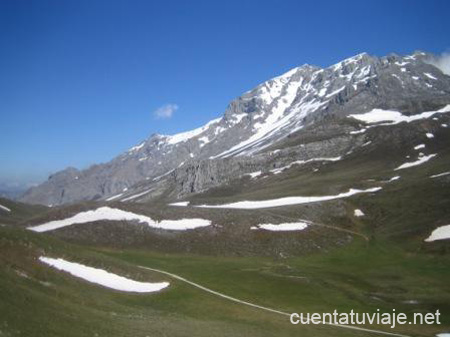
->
[[0, 182, 31, 200]]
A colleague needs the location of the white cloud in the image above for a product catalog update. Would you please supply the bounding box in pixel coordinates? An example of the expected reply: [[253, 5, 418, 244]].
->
[[425, 52, 450, 75], [154, 103, 178, 119]]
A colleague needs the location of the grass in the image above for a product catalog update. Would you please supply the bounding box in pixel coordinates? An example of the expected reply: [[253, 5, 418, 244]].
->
[[104, 239, 450, 337], [0, 197, 48, 226], [0, 226, 373, 337], [0, 222, 449, 337], [1, 116, 449, 336]]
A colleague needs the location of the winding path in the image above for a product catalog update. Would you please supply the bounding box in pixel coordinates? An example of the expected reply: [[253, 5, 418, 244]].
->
[[139, 265, 410, 337]]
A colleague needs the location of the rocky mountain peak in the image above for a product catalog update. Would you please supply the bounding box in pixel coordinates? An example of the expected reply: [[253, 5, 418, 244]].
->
[[20, 52, 450, 205]]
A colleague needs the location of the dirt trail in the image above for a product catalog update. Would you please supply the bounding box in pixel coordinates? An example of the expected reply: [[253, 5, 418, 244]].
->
[[139, 265, 410, 337]]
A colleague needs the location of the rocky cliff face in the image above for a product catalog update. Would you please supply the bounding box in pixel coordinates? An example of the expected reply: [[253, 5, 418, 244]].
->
[[20, 51, 450, 205], [169, 130, 360, 197]]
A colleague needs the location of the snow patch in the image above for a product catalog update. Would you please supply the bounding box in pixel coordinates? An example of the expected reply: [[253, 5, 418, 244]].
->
[[348, 105, 450, 125], [106, 193, 123, 201], [424, 73, 437, 80], [395, 61, 410, 66], [425, 225, 450, 242], [350, 128, 367, 135], [391, 74, 404, 85], [152, 169, 175, 182], [430, 171, 450, 179], [232, 113, 247, 124], [270, 157, 341, 175], [325, 86, 345, 98], [168, 201, 190, 206], [252, 222, 309, 231], [128, 142, 145, 152], [196, 187, 382, 209], [246, 171, 262, 178], [198, 136, 210, 147], [354, 209, 365, 217], [214, 126, 226, 135], [414, 144, 425, 150], [27, 207, 211, 232], [166, 118, 221, 145], [121, 189, 153, 202], [0, 204, 11, 212], [394, 154, 437, 171], [426, 133, 434, 139], [39, 257, 169, 292]]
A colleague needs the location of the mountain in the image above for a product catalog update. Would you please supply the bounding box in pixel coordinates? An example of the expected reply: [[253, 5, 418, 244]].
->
[[6, 51, 450, 337], [20, 51, 450, 206]]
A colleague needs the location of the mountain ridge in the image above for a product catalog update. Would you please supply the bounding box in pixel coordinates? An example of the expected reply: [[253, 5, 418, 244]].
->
[[20, 51, 450, 205]]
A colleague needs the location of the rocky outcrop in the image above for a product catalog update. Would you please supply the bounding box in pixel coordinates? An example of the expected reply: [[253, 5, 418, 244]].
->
[[169, 128, 364, 198]]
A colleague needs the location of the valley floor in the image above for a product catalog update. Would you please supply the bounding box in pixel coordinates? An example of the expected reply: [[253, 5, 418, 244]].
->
[[1, 224, 449, 337]]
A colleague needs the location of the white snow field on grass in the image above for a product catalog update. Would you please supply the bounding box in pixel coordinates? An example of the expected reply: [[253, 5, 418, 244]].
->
[[354, 209, 365, 217], [39, 257, 169, 293], [168, 201, 190, 206], [0, 204, 11, 212], [246, 171, 262, 178], [394, 154, 437, 171], [195, 187, 382, 209], [28, 206, 211, 232], [251, 222, 309, 231], [348, 104, 450, 125], [430, 171, 450, 178], [425, 225, 450, 242]]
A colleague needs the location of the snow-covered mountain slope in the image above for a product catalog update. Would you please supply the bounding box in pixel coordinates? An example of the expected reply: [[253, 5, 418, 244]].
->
[[20, 51, 450, 205]]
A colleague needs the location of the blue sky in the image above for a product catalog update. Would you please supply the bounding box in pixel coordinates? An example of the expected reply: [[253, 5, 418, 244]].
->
[[0, 0, 449, 187]]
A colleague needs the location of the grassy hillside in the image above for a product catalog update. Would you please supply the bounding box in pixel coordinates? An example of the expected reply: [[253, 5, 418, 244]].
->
[[0, 197, 48, 226], [1, 118, 449, 336], [0, 224, 449, 337]]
